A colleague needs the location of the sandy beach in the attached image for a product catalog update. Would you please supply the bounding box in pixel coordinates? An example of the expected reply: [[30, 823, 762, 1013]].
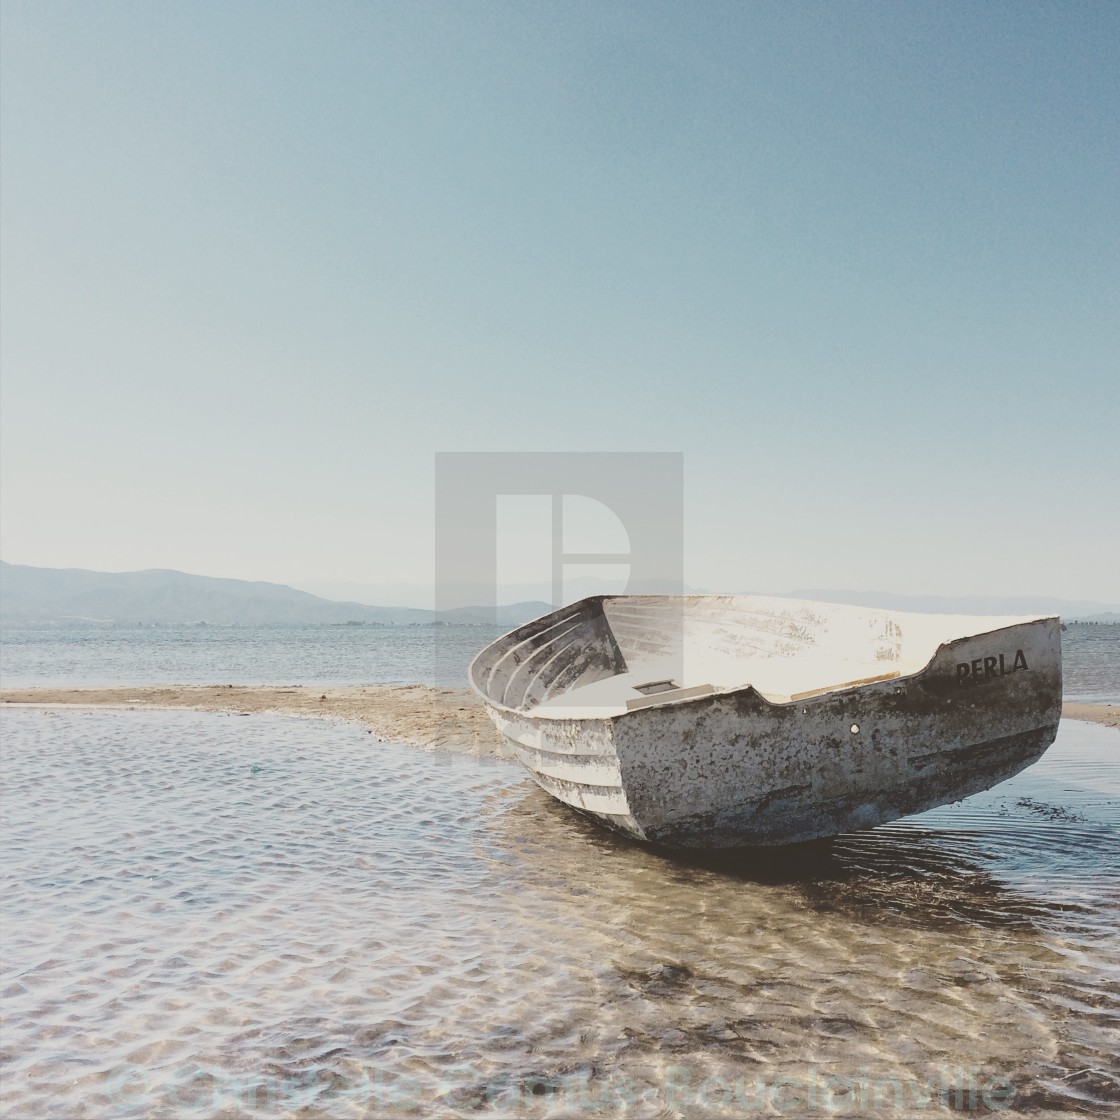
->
[[2, 686, 1116, 751]]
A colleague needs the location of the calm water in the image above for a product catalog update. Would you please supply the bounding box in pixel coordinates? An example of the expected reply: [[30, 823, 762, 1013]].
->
[[1, 622, 1117, 701], [1060, 624, 1120, 702], [1, 708, 1118, 1118], [0, 623, 493, 689]]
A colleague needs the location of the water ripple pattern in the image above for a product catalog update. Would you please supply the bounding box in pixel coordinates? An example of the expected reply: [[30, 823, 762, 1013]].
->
[[1, 709, 1117, 1118]]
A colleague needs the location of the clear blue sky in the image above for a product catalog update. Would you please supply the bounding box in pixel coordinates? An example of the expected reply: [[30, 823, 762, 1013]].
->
[[2, 1, 1117, 601]]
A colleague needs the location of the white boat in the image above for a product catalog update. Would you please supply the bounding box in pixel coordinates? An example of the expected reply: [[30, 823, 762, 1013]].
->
[[469, 596, 1062, 848]]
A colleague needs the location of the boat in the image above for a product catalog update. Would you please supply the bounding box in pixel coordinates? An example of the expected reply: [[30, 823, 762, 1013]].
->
[[468, 595, 1062, 848]]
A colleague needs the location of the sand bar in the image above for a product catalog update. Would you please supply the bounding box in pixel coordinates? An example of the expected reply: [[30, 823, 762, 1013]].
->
[[0, 685, 506, 758], [2, 687, 1116, 751], [1060, 702, 1120, 729]]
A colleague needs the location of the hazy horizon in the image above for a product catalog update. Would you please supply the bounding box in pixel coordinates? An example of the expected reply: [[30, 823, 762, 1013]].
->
[[3, 4, 1117, 602], [3, 558, 1118, 617]]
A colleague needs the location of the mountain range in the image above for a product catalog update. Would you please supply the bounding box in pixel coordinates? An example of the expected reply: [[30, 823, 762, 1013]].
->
[[0, 562, 548, 626], [1, 562, 1116, 626]]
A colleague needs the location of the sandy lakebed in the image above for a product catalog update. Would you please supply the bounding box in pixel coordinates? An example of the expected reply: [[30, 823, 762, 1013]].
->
[[1, 688, 1117, 1117]]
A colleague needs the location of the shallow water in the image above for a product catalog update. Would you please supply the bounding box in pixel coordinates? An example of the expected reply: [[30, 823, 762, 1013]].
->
[[1, 709, 1117, 1118]]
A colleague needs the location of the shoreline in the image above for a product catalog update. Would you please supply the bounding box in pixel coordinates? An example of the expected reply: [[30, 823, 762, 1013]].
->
[[0, 684, 507, 758], [1059, 701, 1120, 729], [2, 686, 1117, 745]]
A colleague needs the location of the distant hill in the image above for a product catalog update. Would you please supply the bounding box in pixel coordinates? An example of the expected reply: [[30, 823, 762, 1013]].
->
[[4, 561, 1112, 628], [0, 561, 429, 624], [0, 562, 549, 626]]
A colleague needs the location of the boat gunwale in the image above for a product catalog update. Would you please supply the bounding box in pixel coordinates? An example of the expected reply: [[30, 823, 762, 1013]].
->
[[468, 596, 1059, 721]]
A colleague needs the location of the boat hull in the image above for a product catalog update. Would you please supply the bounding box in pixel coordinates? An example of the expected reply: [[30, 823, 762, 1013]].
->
[[473, 600, 1062, 848]]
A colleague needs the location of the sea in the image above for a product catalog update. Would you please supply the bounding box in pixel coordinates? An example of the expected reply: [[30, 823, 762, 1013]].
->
[[1, 622, 1118, 1118], [2, 621, 1117, 702]]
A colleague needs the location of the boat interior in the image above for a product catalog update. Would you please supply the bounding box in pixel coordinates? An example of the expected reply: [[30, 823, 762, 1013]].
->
[[470, 595, 1041, 718]]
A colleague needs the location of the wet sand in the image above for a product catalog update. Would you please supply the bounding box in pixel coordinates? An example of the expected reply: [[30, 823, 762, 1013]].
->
[[1, 686, 1116, 750]]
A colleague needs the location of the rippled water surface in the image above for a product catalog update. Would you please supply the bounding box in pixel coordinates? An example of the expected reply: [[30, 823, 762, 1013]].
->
[[1, 709, 1117, 1118], [1061, 624, 1120, 703]]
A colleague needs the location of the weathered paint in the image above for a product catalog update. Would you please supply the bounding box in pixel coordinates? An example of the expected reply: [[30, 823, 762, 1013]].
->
[[469, 596, 1062, 849]]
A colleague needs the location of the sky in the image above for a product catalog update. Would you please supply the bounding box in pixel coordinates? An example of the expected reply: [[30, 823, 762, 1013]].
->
[[2, 1, 1118, 605]]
